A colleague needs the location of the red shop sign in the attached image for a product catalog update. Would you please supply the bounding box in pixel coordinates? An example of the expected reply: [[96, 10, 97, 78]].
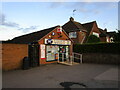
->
[[57, 26, 62, 33]]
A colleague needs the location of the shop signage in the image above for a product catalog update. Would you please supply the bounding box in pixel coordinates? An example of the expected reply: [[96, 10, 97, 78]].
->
[[57, 26, 62, 33], [40, 44, 45, 59], [45, 39, 71, 45], [46, 39, 53, 44]]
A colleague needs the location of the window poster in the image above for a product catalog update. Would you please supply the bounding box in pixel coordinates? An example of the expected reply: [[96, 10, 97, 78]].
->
[[40, 44, 45, 59]]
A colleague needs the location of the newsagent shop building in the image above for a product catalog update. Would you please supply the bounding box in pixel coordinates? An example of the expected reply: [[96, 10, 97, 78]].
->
[[2, 26, 73, 70]]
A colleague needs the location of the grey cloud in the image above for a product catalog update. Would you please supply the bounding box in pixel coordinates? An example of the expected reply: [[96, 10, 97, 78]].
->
[[0, 14, 5, 25], [49, 2, 64, 8], [94, 2, 117, 9], [72, 2, 117, 9], [0, 13, 39, 33], [48, 2, 100, 15], [49, 2, 89, 9], [48, 2, 116, 15], [2, 22, 19, 27], [18, 26, 39, 33], [77, 8, 100, 15], [0, 13, 19, 27], [72, 2, 117, 15]]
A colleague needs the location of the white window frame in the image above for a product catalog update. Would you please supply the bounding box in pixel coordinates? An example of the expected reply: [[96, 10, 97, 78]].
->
[[92, 32, 99, 37], [106, 37, 109, 42], [69, 32, 77, 38]]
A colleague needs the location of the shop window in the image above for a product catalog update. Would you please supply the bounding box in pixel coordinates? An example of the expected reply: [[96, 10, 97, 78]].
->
[[46, 45, 59, 61], [69, 32, 77, 38], [46, 45, 69, 62]]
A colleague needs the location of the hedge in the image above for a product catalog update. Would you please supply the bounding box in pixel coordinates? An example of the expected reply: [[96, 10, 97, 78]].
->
[[73, 42, 120, 54]]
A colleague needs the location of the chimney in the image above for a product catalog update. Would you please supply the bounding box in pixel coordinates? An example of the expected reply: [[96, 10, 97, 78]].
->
[[70, 17, 74, 21], [104, 28, 107, 32]]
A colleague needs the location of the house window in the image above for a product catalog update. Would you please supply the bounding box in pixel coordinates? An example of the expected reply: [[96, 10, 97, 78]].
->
[[106, 37, 109, 42], [110, 37, 114, 42], [69, 32, 77, 38], [92, 32, 99, 37]]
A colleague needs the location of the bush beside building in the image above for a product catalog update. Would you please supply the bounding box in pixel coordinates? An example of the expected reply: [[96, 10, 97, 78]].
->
[[73, 43, 120, 54], [73, 43, 120, 64]]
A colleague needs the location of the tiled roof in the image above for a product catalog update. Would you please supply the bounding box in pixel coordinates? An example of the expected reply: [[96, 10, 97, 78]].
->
[[106, 31, 116, 37], [73, 21, 87, 31], [99, 28, 116, 37], [62, 17, 87, 33], [82, 21, 95, 35], [99, 28, 108, 37], [11, 26, 58, 44], [63, 18, 101, 43], [82, 21, 96, 43]]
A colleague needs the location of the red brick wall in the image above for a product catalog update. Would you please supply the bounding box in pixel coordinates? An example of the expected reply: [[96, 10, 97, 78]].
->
[[0, 44, 2, 70], [70, 31, 87, 44], [100, 37, 107, 42], [89, 23, 101, 35], [2, 43, 28, 71], [78, 31, 87, 44], [38, 28, 73, 65]]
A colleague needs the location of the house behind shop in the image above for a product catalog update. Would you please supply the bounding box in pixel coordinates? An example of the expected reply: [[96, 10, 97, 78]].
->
[[62, 17, 115, 44]]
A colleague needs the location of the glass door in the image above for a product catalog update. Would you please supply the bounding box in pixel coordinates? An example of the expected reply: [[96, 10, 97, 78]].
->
[[59, 46, 69, 62]]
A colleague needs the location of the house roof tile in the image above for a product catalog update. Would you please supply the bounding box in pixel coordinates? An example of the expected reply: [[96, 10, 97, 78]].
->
[[81, 21, 96, 43], [99, 28, 108, 37], [62, 17, 87, 33], [82, 21, 95, 34], [106, 31, 116, 37], [11, 26, 58, 44]]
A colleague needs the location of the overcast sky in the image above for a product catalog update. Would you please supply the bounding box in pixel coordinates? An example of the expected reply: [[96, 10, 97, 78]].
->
[[0, 1, 119, 40]]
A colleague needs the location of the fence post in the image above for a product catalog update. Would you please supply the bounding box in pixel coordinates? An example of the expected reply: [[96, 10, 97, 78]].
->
[[62, 53, 64, 62], [72, 53, 74, 63], [70, 55, 73, 65], [58, 53, 59, 63], [80, 54, 82, 64]]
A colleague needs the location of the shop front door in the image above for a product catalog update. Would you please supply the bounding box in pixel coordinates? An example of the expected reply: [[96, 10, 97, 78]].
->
[[59, 46, 69, 62]]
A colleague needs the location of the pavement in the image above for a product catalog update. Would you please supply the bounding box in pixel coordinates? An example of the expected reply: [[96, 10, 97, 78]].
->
[[94, 68, 118, 81], [2, 63, 119, 88]]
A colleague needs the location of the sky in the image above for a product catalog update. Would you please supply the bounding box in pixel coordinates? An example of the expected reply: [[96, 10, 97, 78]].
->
[[0, 0, 119, 40]]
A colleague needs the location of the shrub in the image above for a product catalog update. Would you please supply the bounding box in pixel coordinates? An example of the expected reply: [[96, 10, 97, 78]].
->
[[87, 35, 100, 43], [114, 30, 120, 42], [73, 42, 120, 54]]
